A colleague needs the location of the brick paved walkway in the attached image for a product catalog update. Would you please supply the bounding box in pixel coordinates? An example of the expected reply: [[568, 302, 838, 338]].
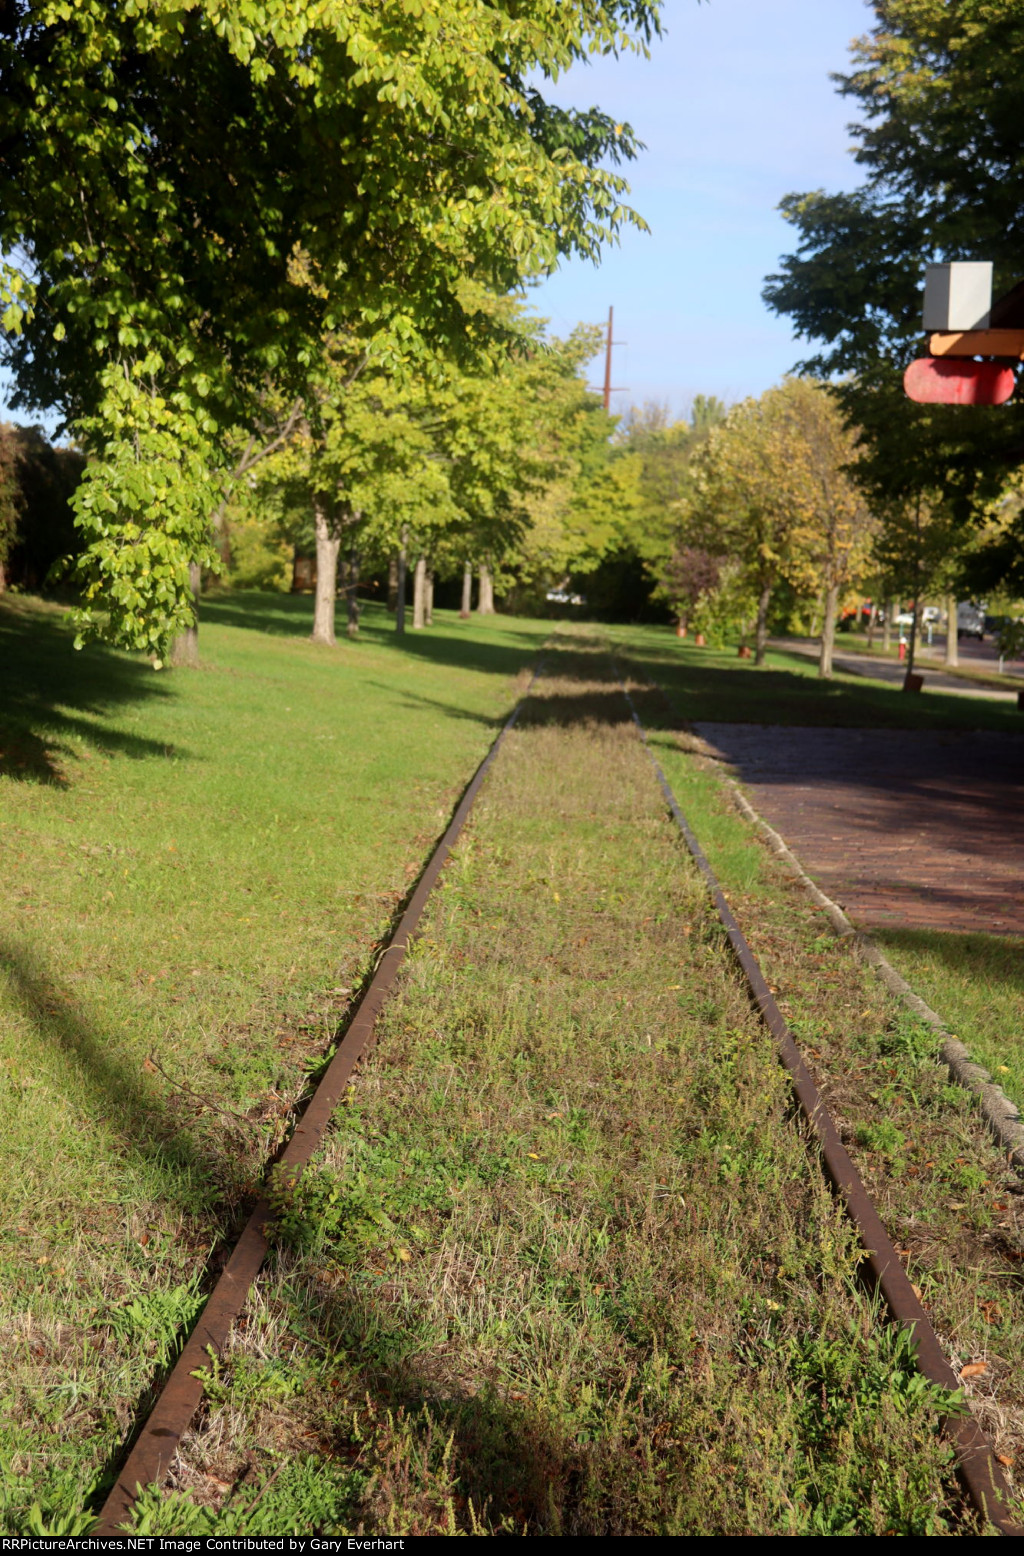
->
[[695, 724, 1024, 935]]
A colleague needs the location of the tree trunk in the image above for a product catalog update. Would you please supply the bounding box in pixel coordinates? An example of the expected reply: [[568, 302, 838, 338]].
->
[[170, 561, 202, 667], [866, 603, 877, 649], [903, 494, 924, 690], [882, 598, 892, 653], [818, 582, 839, 679], [945, 594, 958, 666], [387, 554, 399, 613], [211, 498, 232, 574], [395, 531, 407, 635], [460, 559, 472, 618], [903, 599, 919, 688], [412, 554, 427, 629], [426, 566, 434, 626], [478, 561, 495, 615], [808, 590, 823, 642], [754, 581, 772, 666], [0, 557, 7, 594], [310, 498, 341, 645], [346, 548, 360, 638]]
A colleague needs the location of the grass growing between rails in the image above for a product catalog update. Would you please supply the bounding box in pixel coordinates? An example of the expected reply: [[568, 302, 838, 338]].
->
[[609, 626, 1024, 731], [610, 626, 1024, 1517], [146, 643, 974, 1536], [0, 592, 547, 1533]]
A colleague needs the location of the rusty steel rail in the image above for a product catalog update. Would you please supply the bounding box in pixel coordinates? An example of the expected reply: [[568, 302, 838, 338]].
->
[[617, 671, 1022, 1539], [95, 670, 540, 1535]]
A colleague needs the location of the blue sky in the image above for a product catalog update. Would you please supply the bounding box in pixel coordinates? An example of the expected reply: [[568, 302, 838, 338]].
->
[[528, 0, 873, 419]]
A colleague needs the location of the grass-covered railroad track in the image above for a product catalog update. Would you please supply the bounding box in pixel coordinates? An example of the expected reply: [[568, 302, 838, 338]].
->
[[110, 643, 1015, 1535], [4, 601, 1024, 1536]]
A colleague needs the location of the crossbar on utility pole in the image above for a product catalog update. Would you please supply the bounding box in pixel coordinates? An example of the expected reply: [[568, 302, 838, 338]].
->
[[598, 306, 627, 412]]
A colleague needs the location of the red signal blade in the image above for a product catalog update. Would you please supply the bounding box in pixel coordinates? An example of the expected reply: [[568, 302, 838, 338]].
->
[[904, 357, 1016, 405]]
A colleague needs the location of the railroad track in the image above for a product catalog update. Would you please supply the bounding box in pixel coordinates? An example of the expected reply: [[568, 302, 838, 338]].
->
[[94, 648, 1021, 1537]]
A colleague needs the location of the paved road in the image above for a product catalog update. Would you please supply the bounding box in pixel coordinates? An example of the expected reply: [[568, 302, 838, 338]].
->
[[934, 633, 1024, 679], [696, 722, 1024, 936], [771, 637, 1019, 703]]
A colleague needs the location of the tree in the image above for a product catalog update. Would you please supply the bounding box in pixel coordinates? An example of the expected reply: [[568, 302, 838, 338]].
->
[[0, 423, 85, 595], [773, 380, 876, 678], [254, 305, 609, 642], [873, 488, 963, 686], [685, 381, 876, 669], [0, 429, 18, 593], [763, 2, 1024, 579], [508, 377, 636, 600], [656, 545, 720, 635], [617, 395, 728, 628], [0, 0, 661, 658], [689, 386, 807, 664]]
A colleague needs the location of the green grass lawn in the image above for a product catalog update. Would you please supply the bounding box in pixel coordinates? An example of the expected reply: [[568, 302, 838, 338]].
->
[[0, 591, 547, 1531], [868, 929, 1024, 1114], [4, 602, 1022, 1535]]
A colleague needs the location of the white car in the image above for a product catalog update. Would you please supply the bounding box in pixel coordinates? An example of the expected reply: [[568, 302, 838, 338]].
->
[[893, 606, 940, 628], [957, 602, 985, 639]]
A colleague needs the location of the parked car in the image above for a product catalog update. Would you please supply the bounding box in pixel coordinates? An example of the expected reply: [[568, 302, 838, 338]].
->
[[957, 602, 985, 639], [893, 604, 941, 629]]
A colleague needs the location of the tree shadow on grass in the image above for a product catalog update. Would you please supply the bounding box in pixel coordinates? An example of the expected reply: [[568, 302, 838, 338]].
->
[[622, 642, 1023, 734], [376, 626, 547, 682], [0, 597, 182, 786], [362, 683, 504, 730], [516, 685, 637, 731], [0, 935, 250, 1214], [201, 593, 546, 682], [201, 591, 316, 638], [870, 927, 1024, 989]]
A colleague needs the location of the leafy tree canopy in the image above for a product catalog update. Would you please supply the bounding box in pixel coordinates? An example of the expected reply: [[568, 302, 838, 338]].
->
[[0, 0, 660, 652], [763, 0, 1024, 561]]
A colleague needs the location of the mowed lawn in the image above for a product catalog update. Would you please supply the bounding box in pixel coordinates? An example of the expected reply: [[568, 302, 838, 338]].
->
[[3, 601, 1023, 1535], [0, 592, 546, 1530]]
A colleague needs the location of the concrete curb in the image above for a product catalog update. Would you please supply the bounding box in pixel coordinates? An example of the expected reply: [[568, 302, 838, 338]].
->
[[725, 778, 1024, 1170]]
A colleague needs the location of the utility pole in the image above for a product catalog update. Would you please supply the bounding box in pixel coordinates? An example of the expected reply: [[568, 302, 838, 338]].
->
[[598, 307, 626, 413], [603, 306, 614, 413]]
